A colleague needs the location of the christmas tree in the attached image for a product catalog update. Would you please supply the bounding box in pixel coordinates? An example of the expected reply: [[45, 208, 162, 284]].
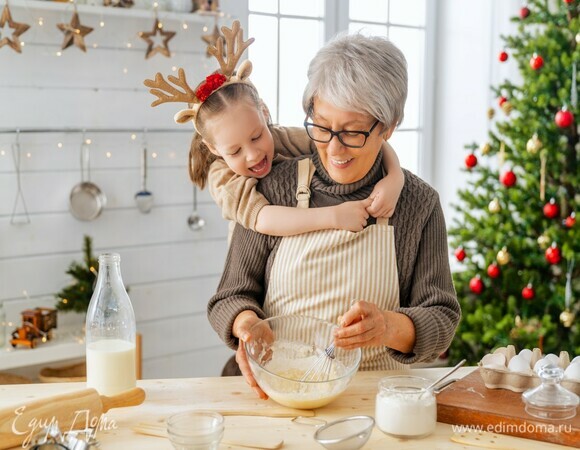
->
[[55, 235, 98, 313], [448, 0, 579, 364]]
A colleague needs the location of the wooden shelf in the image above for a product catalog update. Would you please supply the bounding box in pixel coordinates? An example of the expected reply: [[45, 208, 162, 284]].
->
[[9, 0, 222, 23], [0, 328, 85, 371]]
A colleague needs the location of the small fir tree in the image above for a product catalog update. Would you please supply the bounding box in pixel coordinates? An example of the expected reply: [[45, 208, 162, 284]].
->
[[55, 235, 98, 313], [448, 0, 579, 364]]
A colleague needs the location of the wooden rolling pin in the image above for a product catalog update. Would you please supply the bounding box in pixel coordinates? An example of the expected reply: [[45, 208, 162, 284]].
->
[[0, 387, 145, 450]]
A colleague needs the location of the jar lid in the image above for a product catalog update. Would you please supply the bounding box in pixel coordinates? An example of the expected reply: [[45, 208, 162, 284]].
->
[[522, 365, 579, 420]]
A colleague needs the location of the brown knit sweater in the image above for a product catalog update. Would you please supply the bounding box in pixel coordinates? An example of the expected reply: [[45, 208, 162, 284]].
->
[[207, 152, 460, 364]]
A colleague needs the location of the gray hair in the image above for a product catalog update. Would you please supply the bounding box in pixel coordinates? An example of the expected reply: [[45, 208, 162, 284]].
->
[[302, 33, 408, 130]]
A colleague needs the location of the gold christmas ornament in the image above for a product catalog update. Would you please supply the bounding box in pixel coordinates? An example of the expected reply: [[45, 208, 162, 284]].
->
[[537, 233, 551, 249], [526, 133, 542, 154], [560, 309, 575, 328], [57, 10, 93, 52], [0, 3, 30, 53], [487, 108, 495, 120], [497, 246, 511, 265], [139, 18, 176, 59], [488, 198, 501, 213], [480, 142, 491, 155], [501, 101, 513, 115]]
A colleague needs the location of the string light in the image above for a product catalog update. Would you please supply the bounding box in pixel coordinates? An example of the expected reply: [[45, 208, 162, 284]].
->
[[131, 134, 137, 140], [85, 138, 92, 145], [100, 21, 105, 27], [56, 51, 62, 56], [203, 26, 208, 32], [26, 152, 31, 158], [38, 17, 43, 26], [0, 150, 5, 156], [123, 68, 128, 74], [169, 151, 176, 159], [151, 152, 158, 159], [57, 142, 63, 148], [106, 151, 112, 158], [171, 66, 177, 72], [182, 23, 188, 30], [93, 43, 98, 48]]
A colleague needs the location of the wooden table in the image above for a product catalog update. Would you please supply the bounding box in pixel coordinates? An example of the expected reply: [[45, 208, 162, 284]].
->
[[0, 367, 574, 449]]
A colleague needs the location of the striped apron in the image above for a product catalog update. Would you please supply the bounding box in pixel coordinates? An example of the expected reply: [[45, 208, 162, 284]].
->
[[264, 158, 406, 370]]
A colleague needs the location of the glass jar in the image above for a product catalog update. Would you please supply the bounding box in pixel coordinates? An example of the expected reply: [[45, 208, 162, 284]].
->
[[523, 364, 578, 420], [375, 376, 437, 439], [86, 253, 136, 396]]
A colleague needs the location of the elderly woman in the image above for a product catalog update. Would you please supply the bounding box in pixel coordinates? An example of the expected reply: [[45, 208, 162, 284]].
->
[[208, 33, 460, 398]]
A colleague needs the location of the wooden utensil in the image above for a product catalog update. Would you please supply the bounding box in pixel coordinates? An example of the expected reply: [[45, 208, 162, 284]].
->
[[0, 387, 145, 450], [437, 370, 579, 447], [134, 421, 284, 449]]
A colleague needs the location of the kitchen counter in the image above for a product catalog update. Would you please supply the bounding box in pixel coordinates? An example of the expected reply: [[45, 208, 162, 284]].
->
[[0, 367, 574, 449]]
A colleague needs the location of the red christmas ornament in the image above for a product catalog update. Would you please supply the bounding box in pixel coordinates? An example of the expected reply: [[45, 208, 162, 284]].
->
[[454, 247, 466, 262], [545, 243, 562, 265], [498, 96, 508, 107], [564, 212, 576, 228], [465, 153, 478, 169], [469, 276, 484, 295], [487, 263, 501, 279], [520, 6, 530, 18], [543, 198, 559, 219], [500, 170, 517, 187], [555, 108, 574, 128], [522, 283, 535, 300], [530, 54, 544, 70], [499, 51, 509, 62]]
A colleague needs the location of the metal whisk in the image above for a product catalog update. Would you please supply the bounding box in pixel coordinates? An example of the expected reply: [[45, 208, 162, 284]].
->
[[300, 343, 336, 382]]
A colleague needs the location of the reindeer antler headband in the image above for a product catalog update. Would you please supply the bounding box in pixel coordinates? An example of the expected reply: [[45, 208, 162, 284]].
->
[[144, 20, 255, 127]]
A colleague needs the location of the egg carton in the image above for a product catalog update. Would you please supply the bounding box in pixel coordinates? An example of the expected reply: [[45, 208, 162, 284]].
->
[[477, 345, 580, 395]]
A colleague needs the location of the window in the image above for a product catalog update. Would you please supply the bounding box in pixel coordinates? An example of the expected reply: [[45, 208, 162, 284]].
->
[[248, 0, 433, 176]]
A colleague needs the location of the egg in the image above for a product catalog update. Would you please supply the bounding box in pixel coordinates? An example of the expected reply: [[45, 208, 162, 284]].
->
[[534, 357, 554, 374], [508, 355, 532, 375], [518, 348, 533, 362], [481, 353, 506, 368], [544, 353, 560, 367], [564, 362, 580, 381]]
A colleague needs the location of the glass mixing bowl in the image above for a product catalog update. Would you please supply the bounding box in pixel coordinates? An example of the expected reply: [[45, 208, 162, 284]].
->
[[244, 315, 362, 409]]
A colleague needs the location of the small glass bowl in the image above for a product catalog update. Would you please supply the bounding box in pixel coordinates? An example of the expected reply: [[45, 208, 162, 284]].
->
[[166, 411, 224, 450]]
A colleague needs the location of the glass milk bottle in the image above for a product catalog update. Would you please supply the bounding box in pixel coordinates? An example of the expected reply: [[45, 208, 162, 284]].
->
[[86, 253, 136, 395]]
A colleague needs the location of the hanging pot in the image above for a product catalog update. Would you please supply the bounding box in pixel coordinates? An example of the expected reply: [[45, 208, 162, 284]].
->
[[69, 140, 107, 221]]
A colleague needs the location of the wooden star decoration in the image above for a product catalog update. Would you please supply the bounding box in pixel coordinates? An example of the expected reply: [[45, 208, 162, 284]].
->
[[139, 18, 176, 59], [57, 11, 94, 52], [0, 3, 30, 53], [201, 24, 221, 57]]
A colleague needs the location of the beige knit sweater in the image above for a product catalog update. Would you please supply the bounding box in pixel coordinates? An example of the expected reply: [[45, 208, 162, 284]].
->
[[207, 151, 461, 365]]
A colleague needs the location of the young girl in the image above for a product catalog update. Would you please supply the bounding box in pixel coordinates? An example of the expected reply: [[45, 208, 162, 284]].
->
[[145, 21, 403, 236], [189, 82, 404, 236]]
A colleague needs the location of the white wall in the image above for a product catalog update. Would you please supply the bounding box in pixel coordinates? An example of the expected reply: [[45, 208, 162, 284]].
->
[[0, 1, 241, 379]]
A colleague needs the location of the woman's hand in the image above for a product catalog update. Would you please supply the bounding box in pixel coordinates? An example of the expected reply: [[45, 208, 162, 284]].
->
[[331, 198, 373, 232], [233, 310, 269, 400], [333, 301, 416, 353], [333, 300, 388, 349]]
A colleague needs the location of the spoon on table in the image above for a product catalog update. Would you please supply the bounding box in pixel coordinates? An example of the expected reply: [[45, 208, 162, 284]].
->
[[422, 359, 467, 397], [187, 185, 205, 231]]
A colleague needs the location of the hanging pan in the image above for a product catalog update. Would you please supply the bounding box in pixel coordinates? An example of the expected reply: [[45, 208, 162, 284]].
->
[[69, 138, 107, 221]]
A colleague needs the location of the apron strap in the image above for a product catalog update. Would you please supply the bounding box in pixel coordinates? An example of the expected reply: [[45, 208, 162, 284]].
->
[[377, 217, 389, 226], [296, 158, 315, 209]]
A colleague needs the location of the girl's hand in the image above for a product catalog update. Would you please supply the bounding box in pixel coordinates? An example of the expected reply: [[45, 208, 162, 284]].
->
[[366, 170, 404, 218], [233, 311, 269, 399], [333, 300, 388, 349], [332, 198, 373, 232]]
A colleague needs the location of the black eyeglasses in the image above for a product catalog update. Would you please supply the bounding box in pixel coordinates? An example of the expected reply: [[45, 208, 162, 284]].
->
[[303, 118, 380, 149]]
